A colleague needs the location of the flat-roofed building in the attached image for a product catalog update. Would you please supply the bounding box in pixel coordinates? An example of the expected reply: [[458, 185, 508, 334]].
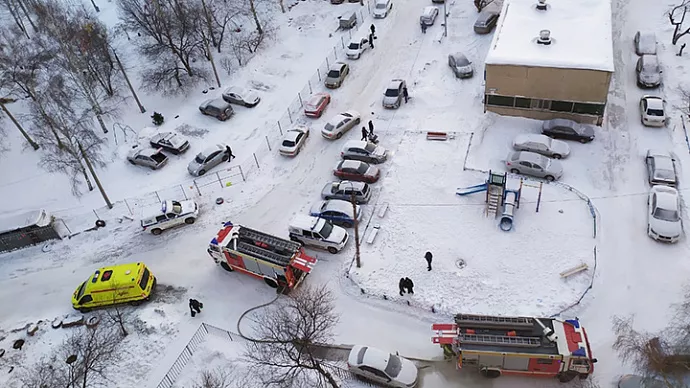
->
[[484, 0, 614, 125]]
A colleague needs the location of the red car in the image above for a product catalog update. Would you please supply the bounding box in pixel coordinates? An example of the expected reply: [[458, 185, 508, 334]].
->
[[304, 92, 331, 118], [333, 160, 380, 183]]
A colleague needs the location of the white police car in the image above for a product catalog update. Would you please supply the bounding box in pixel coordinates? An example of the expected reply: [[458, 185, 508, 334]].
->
[[141, 200, 199, 235], [288, 215, 349, 254]]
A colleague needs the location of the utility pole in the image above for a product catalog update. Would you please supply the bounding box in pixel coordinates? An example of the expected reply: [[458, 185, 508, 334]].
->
[[79, 141, 113, 209], [443, 1, 448, 37], [111, 49, 146, 113], [200, 0, 222, 87], [350, 192, 361, 268]]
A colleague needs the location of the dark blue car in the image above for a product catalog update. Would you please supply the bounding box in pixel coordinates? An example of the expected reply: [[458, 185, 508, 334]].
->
[[309, 199, 361, 228]]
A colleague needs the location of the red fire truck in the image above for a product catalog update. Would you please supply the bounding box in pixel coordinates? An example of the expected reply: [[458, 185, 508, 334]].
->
[[432, 314, 597, 382], [207, 221, 317, 292]]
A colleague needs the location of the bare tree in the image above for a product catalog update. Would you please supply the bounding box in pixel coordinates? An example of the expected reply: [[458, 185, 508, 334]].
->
[[193, 366, 250, 388], [0, 0, 30, 39], [669, 1, 690, 45], [63, 324, 122, 388], [473, 0, 494, 12], [206, 0, 240, 52], [105, 284, 133, 337], [242, 285, 341, 388], [18, 355, 70, 388]]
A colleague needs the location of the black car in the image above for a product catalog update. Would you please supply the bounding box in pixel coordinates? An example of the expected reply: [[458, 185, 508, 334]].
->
[[541, 118, 595, 143]]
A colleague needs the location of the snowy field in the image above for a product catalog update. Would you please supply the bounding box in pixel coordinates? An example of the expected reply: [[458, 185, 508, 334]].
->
[[2, 0, 690, 387]]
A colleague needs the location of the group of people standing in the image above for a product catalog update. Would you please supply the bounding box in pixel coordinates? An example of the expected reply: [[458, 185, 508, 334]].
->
[[397, 252, 433, 296]]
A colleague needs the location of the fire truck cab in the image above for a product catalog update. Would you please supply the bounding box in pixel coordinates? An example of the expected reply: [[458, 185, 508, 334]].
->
[[432, 314, 597, 383], [207, 221, 317, 292]]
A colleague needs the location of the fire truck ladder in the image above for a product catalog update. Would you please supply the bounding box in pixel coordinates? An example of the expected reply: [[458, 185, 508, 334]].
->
[[459, 333, 542, 348], [455, 314, 534, 330], [240, 227, 301, 254], [238, 242, 292, 267]]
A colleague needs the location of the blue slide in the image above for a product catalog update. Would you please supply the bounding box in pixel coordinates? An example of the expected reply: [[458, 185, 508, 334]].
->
[[456, 183, 488, 196]]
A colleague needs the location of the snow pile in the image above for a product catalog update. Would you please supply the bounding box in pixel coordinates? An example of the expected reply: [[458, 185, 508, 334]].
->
[[349, 132, 595, 316]]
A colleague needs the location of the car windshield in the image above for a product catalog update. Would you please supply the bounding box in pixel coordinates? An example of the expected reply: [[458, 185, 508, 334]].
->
[[364, 143, 377, 152], [282, 140, 295, 147], [195, 154, 206, 164], [76, 281, 87, 300], [384, 354, 403, 378], [655, 169, 675, 181], [654, 207, 679, 222], [375, 3, 386, 8], [647, 108, 664, 117], [318, 221, 334, 238], [356, 164, 368, 174], [455, 56, 470, 66], [327, 70, 340, 78], [139, 267, 150, 290], [385, 88, 399, 97], [348, 43, 360, 49]]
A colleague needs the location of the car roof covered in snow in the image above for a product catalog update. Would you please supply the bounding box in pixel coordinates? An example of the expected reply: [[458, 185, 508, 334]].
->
[[290, 214, 323, 231], [648, 151, 674, 169], [511, 151, 547, 165], [485, 0, 614, 72], [335, 180, 366, 190], [338, 160, 366, 170], [643, 95, 664, 109], [224, 85, 246, 95], [0, 209, 51, 235], [652, 186, 679, 209], [386, 79, 404, 90], [514, 134, 550, 144], [342, 140, 369, 150], [131, 146, 162, 158], [198, 144, 224, 158], [348, 345, 390, 370], [329, 62, 346, 71], [323, 199, 353, 214]]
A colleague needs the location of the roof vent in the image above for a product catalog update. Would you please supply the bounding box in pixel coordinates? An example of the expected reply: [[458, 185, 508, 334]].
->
[[537, 30, 552, 45], [536, 0, 547, 10]]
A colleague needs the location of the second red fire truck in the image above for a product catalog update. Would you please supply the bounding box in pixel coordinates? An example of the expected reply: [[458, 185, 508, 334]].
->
[[432, 313, 597, 382]]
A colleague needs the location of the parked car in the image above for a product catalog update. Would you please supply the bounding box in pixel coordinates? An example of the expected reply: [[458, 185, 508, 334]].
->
[[149, 132, 190, 155], [279, 126, 310, 157], [221, 86, 260, 107], [141, 199, 199, 235], [127, 146, 168, 169], [640, 95, 666, 127], [512, 134, 570, 159], [505, 151, 563, 181], [288, 215, 348, 254], [346, 37, 369, 59], [199, 98, 234, 121], [334, 160, 380, 183], [341, 140, 388, 164], [474, 10, 499, 34], [322, 111, 361, 139], [325, 62, 350, 89], [636, 54, 662, 88], [634, 31, 657, 55], [448, 52, 473, 79], [331, 0, 345, 4], [310, 199, 361, 228], [618, 374, 664, 388], [347, 345, 419, 388], [420, 6, 439, 26], [382, 79, 407, 109], [304, 92, 331, 118], [645, 149, 677, 187], [72, 262, 156, 313], [373, 0, 392, 18], [187, 144, 229, 176], [541, 118, 595, 143], [321, 180, 372, 204], [339, 11, 357, 29], [647, 185, 682, 243]]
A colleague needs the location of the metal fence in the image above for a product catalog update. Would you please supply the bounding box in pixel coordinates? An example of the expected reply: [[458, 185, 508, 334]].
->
[[155, 323, 209, 388]]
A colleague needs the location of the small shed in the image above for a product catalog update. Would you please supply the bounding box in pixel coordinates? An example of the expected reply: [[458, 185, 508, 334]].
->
[[0, 209, 61, 253]]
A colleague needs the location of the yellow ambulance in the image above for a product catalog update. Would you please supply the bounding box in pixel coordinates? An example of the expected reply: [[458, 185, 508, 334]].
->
[[72, 262, 156, 312]]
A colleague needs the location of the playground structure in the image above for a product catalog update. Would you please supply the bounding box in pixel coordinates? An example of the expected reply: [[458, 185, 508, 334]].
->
[[457, 172, 543, 232]]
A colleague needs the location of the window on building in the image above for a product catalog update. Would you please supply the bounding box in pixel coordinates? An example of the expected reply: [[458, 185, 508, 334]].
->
[[531, 99, 551, 110], [486, 95, 515, 107], [573, 103, 606, 116], [550, 100, 574, 112], [514, 97, 531, 108]]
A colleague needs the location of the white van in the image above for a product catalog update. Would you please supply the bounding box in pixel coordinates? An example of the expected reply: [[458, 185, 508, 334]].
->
[[141, 200, 199, 235], [373, 0, 392, 18], [288, 215, 349, 254]]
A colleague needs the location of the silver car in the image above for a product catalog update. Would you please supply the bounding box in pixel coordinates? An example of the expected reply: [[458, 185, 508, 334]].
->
[[187, 144, 230, 176], [448, 53, 473, 79], [382, 79, 406, 109], [505, 151, 563, 181], [127, 146, 169, 169], [321, 181, 372, 204], [636, 55, 661, 88], [645, 149, 677, 187], [322, 111, 361, 140], [325, 62, 350, 89], [512, 134, 570, 159], [222, 86, 260, 107], [420, 6, 439, 26], [341, 140, 387, 164], [199, 98, 234, 121]]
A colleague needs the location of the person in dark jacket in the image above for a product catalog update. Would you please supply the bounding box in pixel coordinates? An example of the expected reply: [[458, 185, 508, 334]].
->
[[189, 299, 203, 317], [399, 278, 406, 296], [225, 145, 235, 161], [361, 126, 369, 141], [425, 251, 433, 271], [421, 23, 427, 34], [368, 120, 374, 136], [402, 86, 409, 103], [370, 24, 376, 37], [404, 277, 414, 294], [369, 33, 375, 49]]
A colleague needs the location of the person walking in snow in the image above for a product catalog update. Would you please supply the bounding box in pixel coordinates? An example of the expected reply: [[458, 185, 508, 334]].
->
[[189, 298, 203, 317], [225, 145, 235, 161], [399, 278, 406, 296], [361, 126, 369, 141], [404, 277, 414, 294], [369, 33, 375, 49], [425, 251, 433, 271], [402, 86, 409, 103], [368, 120, 374, 136], [421, 23, 427, 34], [370, 24, 376, 37]]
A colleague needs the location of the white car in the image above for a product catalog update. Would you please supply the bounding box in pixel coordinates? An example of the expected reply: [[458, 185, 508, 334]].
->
[[279, 126, 310, 157], [373, 0, 392, 18], [512, 134, 570, 159], [647, 185, 682, 243], [645, 149, 677, 187], [222, 86, 260, 107], [288, 215, 348, 254], [640, 95, 666, 127], [322, 110, 361, 140], [346, 37, 369, 59], [141, 200, 199, 235], [348, 345, 418, 388]]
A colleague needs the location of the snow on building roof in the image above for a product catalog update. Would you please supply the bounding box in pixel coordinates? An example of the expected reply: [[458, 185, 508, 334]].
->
[[485, 0, 614, 72], [0, 209, 52, 235]]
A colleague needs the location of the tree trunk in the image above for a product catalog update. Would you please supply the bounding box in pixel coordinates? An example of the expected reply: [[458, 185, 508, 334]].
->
[[28, 87, 64, 149], [249, 0, 263, 35], [312, 359, 340, 388], [278, 0, 285, 13], [112, 49, 146, 113], [0, 101, 40, 150], [15, 0, 36, 31], [200, 0, 217, 47], [79, 141, 112, 209], [5, 0, 29, 39], [79, 161, 94, 191]]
